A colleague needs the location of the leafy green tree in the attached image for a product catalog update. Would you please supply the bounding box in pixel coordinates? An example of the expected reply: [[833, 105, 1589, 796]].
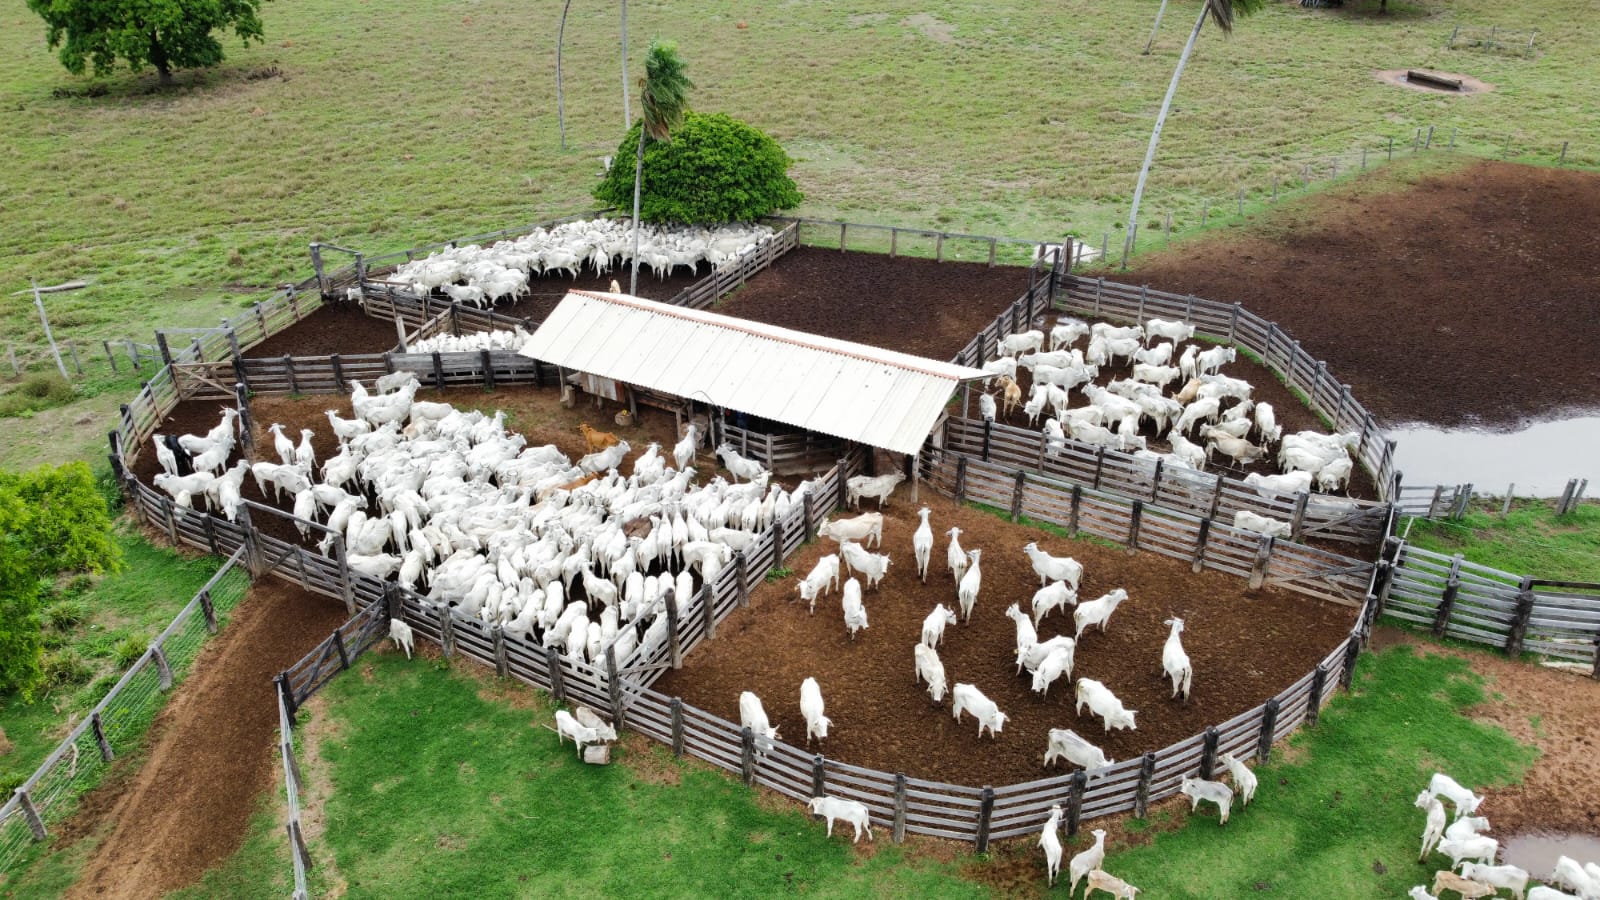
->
[[594, 112, 803, 227], [27, 0, 269, 86], [0, 463, 122, 698]]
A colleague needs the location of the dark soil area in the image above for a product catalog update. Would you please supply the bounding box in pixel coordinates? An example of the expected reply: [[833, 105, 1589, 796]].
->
[[1116, 159, 1600, 429], [716, 246, 1033, 361], [655, 490, 1355, 787], [62, 579, 348, 899], [247, 266, 708, 358]]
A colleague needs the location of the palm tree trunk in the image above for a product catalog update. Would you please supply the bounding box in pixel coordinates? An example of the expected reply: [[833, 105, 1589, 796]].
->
[[557, 0, 571, 149], [1124, 1, 1210, 267], [620, 0, 630, 130], [1143, 0, 1171, 54], [629, 127, 646, 295]]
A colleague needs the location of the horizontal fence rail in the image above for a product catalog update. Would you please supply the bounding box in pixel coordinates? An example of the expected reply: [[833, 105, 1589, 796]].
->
[[1052, 275, 1398, 502], [941, 417, 1390, 546], [0, 548, 251, 874], [1381, 539, 1600, 676]]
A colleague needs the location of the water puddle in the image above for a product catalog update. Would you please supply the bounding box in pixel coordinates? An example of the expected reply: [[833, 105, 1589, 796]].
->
[[1387, 414, 1600, 497], [1500, 831, 1600, 880]]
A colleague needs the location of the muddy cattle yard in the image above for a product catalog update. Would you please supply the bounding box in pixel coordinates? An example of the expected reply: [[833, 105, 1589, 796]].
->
[[656, 491, 1355, 787]]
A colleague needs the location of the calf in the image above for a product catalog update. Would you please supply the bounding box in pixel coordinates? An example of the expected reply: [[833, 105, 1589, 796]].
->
[[1458, 863, 1528, 900], [807, 795, 874, 843], [1219, 752, 1257, 807], [1431, 870, 1495, 900], [554, 709, 601, 753], [1179, 776, 1235, 825], [1085, 868, 1141, 899], [1040, 805, 1064, 887]]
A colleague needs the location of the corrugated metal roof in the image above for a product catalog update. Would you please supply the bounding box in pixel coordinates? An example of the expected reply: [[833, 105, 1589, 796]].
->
[[518, 290, 990, 455]]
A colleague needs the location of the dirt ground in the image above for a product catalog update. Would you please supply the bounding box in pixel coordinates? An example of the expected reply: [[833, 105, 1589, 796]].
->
[[61, 579, 348, 899], [1371, 626, 1600, 836], [1119, 159, 1600, 429], [248, 266, 707, 358], [655, 490, 1356, 786], [715, 246, 1033, 361]]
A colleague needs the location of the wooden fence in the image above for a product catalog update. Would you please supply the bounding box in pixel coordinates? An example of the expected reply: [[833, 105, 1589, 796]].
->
[[763, 215, 1046, 268], [276, 685, 311, 900], [1051, 274, 1399, 501], [941, 417, 1391, 546], [1381, 539, 1600, 675], [0, 548, 251, 875], [715, 416, 847, 475], [924, 451, 1376, 608]]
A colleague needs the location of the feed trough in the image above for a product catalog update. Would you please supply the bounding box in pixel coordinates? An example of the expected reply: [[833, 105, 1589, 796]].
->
[[1407, 69, 1464, 91]]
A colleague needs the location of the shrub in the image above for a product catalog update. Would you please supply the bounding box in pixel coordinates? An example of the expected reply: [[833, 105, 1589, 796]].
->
[[593, 111, 803, 224], [41, 648, 91, 690], [0, 373, 76, 418], [113, 635, 147, 670], [0, 462, 123, 574], [44, 599, 88, 630]]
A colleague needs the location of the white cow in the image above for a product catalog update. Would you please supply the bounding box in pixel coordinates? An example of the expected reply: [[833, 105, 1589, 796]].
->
[[1074, 678, 1136, 732], [1162, 617, 1193, 700], [951, 683, 1008, 738], [818, 512, 884, 549], [921, 604, 958, 649], [807, 796, 873, 843], [1180, 776, 1235, 825], [1021, 542, 1083, 590], [1040, 805, 1064, 887], [738, 691, 779, 756], [913, 643, 949, 703], [1218, 752, 1257, 807], [1069, 830, 1107, 897], [957, 549, 983, 622], [800, 677, 832, 745], [1044, 728, 1113, 771]]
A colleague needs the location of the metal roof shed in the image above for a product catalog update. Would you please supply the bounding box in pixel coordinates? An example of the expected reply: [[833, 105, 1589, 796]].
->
[[518, 290, 990, 456]]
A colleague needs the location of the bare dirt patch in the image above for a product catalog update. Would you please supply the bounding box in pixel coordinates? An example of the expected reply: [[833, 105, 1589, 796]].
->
[[655, 490, 1355, 787], [1372, 627, 1600, 835], [1375, 69, 1495, 94], [61, 579, 348, 899], [1118, 159, 1600, 429]]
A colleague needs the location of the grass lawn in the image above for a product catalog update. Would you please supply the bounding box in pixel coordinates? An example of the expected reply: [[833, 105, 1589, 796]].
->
[[1404, 500, 1600, 582], [284, 638, 1533, 898], [3, 0, 1600, 466]]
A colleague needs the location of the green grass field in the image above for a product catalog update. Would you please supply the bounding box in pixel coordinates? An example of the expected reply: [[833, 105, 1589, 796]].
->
[[4, 0, 1600, 466], [258, 641, 1532, 899], [1405, 500, 1600, 582]]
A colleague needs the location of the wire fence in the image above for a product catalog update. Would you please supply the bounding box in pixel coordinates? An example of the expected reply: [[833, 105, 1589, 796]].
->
[[0, 548, 251, 876]]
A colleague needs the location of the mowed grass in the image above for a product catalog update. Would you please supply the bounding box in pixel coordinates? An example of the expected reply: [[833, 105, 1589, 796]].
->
[[3, 0, 1600, 464], [310, 651, 982, 899], [1405, 500, 1600, 582], [291, 640, 1534, 898]]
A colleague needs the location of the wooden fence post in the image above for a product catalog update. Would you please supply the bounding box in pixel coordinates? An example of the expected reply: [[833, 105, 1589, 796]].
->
[[665, 589, 682, 669], [14, 789, 47, 842], [332, 630, 351, 670], [1065, 770, 1087, 837], [892, 774, 908, 843], [669, 697, 685, 756], [803, 493, 815, 541], [330, 354, 346, 394], [1257, 698, 1280, 763], [1010, 470, 1026, 522], [385, 583, 404, 625], [1289, 492, 1310, 541], [546, 644, 565, 702], [1504, 577, 1536, 657], [975, 786, 996, 852], [235, 382, 255, 457], [1192, 518, 1213, 573], [1340, 636, 1361, 691], [981, 420, 993, 462], [1307, 664, 1329, 727], [237, 503, 259, 577], [276, 672, 299, 722], [161, 495, 180, 545], [493, 626, 509, 677], [202, 515, 219, 556], [1092, 448, 1107, 490], [432, 352, 446, 390], [606, 643, 626, 729], [156, 331, 173, 366], [152, 642, 173, 690], [773, 514, 787, 563], [1199, 727, 1220, 779], [332, 534, 356, 616], [1133, 753, 1157, 818], [1068, 484, 1082, 537], [954, 456, 969, 504], [440, 610, 457, 658], [735, 551, 750, 608], [1431, 556, 1463, 636], [283, 355, 299, 394], [481, 349, 496, 391], [1127, 499, 1144, 549], [699, 584, 716, 641], [92, 711, 115, 762], [1248, 536, 1274, 590], [740, 727, 757, 786]]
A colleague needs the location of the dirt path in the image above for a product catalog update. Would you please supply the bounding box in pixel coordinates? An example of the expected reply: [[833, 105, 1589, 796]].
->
[[1118, 159, 1600, 429], [63, 578, 348, 899]]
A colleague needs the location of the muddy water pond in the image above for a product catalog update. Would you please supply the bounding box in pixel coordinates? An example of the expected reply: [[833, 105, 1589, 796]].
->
[[1388, 414, 1600, 497], [1500, 831, 1600, 881]]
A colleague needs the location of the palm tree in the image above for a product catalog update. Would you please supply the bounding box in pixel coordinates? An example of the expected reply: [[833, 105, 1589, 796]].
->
[[628, 40, 693, 295], [556, 0, 572, 149], [1123, 0, 1265, 266]]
